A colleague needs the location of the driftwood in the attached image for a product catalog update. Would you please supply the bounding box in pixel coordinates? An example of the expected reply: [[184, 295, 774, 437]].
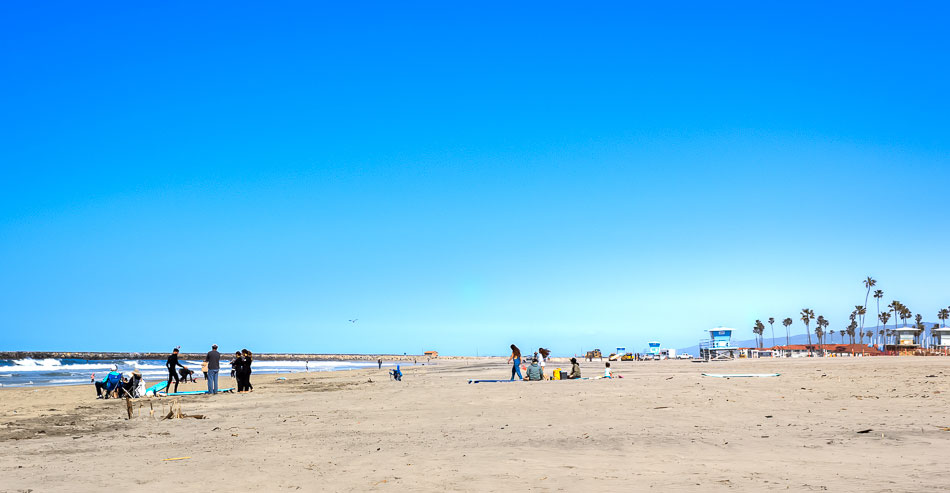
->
[[160, 398, 206, 420]]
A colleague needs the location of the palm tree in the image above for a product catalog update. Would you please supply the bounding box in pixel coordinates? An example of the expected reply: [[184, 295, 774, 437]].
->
[[815, 315, 829, 355], [938, 309, 950, 349], [862, 277, 875, 328], [767, 317, 775, 348], [879, 311, 892, 346], [855, 306, 867, 344], [873, 289, 884, 345], [888, 300, 901, 333], [753, 320, 766, 348], [801, 308, 815, 347], [782, 317, 793, 346], [846, 320, 857, 345], [914, 313, 924, 347], [900, 307, 912, 332]]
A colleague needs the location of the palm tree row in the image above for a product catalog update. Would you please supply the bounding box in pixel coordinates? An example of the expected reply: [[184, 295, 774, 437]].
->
[[753, 276, 950, 353]]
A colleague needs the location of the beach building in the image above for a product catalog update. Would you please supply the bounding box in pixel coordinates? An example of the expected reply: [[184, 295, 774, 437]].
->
[[699, 328, 737, 361], [647, 342, 661, 358], [424, 351, 438, 358], [770, 344, 883, 357], [933, 327, 950, 353], [886, 327, 920, 355]]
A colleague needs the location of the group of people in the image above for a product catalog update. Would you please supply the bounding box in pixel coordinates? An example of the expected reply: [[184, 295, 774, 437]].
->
[[507, 344, 610, 381], [93, 365, 146, 399], [94, 344, 254, 399], [165, 345, 255, 394]]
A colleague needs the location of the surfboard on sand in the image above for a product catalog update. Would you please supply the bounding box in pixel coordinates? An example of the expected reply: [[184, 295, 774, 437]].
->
[[468, 379, 517, 384], [701, 373, 780, 378], [146, 381, 168, 393], [163, 387, 235, 396]]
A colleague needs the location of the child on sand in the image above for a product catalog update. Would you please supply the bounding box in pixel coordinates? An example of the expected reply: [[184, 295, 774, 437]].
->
[[604, 362, 612, 379]]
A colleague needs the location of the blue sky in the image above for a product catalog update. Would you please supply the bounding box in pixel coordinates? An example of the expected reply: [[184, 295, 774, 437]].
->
[[1, 2, 948, 356]]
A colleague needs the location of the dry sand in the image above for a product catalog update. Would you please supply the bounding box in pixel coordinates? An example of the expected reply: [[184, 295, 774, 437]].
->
[[2, 356, 950, 492]]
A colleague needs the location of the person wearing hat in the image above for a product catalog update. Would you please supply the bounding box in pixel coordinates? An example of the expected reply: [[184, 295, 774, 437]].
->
[[94, 365, 123, 399], [205, 344, 221, 394]]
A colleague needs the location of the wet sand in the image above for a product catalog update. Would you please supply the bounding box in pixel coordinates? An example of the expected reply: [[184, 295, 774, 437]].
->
[[2, 357, 949, 492]]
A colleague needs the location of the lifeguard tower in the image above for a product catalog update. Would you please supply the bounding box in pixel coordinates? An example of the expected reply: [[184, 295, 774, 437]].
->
[[933, 326, 950, 354], [647, 341, 661, 359], [699, 328, 738, 361], [887, 326, 920, 355]]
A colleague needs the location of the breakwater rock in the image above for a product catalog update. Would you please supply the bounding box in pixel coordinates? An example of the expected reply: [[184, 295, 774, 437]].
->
[[0, 351, 448, 362]]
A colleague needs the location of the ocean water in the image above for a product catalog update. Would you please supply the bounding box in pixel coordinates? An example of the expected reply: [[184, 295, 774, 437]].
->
[[0, 358, 387, 388]]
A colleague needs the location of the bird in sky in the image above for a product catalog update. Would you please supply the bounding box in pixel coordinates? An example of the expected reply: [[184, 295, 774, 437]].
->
[[348, 319, 358, 323]]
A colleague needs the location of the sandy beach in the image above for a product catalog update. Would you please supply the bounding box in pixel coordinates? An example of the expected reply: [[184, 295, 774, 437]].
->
[[2, 356, 950, 492]]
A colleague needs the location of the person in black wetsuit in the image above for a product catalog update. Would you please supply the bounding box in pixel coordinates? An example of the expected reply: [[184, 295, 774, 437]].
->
[[165, 348, 185, 394], [230, 351, 241, 379], [236, 348, 253, 393]]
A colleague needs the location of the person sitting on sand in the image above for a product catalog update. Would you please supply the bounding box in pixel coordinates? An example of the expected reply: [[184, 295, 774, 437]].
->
[[390, 365, 403, 381], [526, 358, 543, 381], [603, 362, 612, 379], [568, 358, 581, 379], [94, 365, 123, 399]]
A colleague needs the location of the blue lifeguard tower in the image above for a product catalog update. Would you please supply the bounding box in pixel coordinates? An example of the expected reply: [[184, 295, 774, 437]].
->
[[700, 328, 737, 361], [647, 341, 661, 359]]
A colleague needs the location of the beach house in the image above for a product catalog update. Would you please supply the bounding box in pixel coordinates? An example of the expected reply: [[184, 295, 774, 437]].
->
[[932, 326, 950, 353], [423, 350, 438, 358], [887, 327, 920, 355]]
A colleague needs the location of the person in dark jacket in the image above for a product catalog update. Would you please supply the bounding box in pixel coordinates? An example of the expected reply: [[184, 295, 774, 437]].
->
[[230, 351, 241, 379], [165, 348, 185, 393], [568, 358, 582, 379], [526, 358, 543, 381], [236, 349, 253, 393]]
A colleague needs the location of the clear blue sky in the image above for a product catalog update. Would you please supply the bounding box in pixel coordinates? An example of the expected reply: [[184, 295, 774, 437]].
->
[[1, 2, 948, 356]]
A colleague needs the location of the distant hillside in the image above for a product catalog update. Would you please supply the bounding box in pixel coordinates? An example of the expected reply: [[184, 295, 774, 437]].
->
[[676, 323, 942, 356]]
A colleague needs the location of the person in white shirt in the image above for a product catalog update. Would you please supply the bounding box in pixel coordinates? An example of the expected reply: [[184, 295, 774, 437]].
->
[[537, 348, 550, 380]]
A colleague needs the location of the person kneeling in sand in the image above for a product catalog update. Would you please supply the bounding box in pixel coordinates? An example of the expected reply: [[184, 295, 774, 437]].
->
[[526, 358, 543, 381], [568, 358, 581, 379]]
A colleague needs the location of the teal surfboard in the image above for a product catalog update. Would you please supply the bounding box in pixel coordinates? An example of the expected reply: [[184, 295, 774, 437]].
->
[[702, 373, 780, 378], [164, 387, 235, 396], [146, 381, 168, 393]]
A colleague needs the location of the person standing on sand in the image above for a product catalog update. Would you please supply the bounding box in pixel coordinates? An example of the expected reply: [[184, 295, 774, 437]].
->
[[507, 344, 523, 381], [230, 351, 241, 379], [537, 348, 550, 379], [205, 344, 221, 394], [236, 349, 253, 393], [165, 348, 185, 394], [378, 358, 382, 369]]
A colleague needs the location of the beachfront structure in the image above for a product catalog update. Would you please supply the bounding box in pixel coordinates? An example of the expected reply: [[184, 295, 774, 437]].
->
[[933, 327, 950, 351], [886, 327, 920, 355], [770, 344, 883, 357], [699, 328, 737, 361], [424, 351, 438, 358], [647, 342, 661, 357]]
